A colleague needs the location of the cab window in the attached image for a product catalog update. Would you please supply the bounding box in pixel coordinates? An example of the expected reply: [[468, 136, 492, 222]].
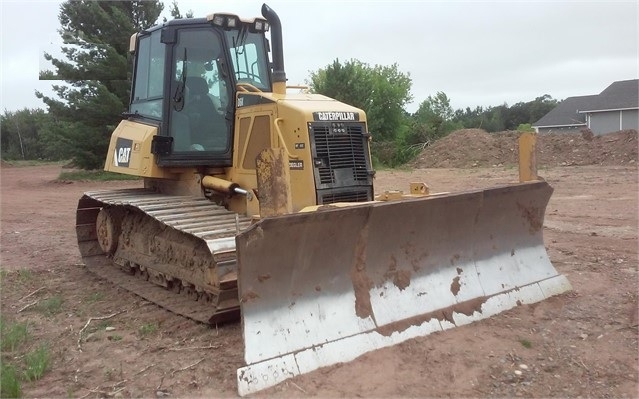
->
[[225, 30, 271, 90], [131, 30, 164, 119]]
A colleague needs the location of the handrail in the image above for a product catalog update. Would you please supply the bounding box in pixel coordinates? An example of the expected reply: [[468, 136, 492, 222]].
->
[[236, 83, 262, 93], [286, 85, 309, 90], [273, 118, 298, 159]]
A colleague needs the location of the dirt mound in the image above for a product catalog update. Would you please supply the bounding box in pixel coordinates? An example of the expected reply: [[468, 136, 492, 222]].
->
[[411, 129, 638, 168]]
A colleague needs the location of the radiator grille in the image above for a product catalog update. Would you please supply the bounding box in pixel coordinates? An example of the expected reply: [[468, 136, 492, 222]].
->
[[320, 189, 371, 204], [311, 124, 369, 185], [309, 121, 373, 205]]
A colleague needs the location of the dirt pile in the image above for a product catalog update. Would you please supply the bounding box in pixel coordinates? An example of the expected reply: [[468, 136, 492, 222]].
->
[[410, 129, 638, 168]]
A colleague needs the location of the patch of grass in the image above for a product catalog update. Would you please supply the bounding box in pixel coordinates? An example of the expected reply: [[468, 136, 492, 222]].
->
[[0, 319, 29, 352], [91, 321, 112, 333], [37, 295, 64, 316], [0, 269, 7, 283], [138, 323, 158, 337], [519, 338, 533, 349], [16, 269, 33, 283], [23, 344, 50, 382], [109, 335, 123, 342], [58, 170, 140, 181], [0, 363, 22, 398], [2, 159, 67, 167], [0, 320, 51, 395], [85, 292, 105, 304]]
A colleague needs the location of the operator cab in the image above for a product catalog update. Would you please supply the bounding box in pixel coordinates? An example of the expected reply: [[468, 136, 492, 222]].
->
[[128, 14, 271, 167]]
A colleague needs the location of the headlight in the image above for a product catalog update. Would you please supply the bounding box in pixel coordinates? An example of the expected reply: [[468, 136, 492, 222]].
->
[[251, 18, 269, 32], [211, 15, 225, 26], [207, 13, 241, 30]]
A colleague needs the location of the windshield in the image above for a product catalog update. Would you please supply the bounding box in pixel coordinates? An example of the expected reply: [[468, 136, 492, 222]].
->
[[225, 29, 271, 90]]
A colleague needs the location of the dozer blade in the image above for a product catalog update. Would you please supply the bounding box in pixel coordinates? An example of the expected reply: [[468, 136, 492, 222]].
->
[[235, 180, 571, 395]]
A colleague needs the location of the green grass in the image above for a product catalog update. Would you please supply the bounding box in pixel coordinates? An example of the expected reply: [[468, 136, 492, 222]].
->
[[16, 269, 33, 283], [0, 319, 29, 352], [58, 170, 140, 181], [519, 338, 533, 349], [92, 321, 112, 333], [109, 335, 123, 342], [23, 344, 50, 382], [0, 268, 33, 283], [85, 292, 105, 304], [2, 159, 67, 167], [36, 296, 64, 316], [138, 323, 158, 337], [0, 319, 51, 396], [0, 363, 22, 398]]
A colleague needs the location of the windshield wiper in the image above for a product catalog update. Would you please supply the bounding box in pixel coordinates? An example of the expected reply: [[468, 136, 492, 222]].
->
[[173, 48, 188, 111], [233, 26, 248, 53]]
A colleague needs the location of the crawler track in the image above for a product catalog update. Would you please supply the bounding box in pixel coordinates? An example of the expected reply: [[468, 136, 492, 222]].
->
[[76, 189, 252, 324]]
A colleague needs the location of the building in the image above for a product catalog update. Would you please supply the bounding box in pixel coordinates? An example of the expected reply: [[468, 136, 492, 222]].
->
[[533, 79, 639, 135]]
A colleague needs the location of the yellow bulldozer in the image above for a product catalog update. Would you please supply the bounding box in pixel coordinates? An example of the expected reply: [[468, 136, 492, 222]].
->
[[75, 4, 571, 395]]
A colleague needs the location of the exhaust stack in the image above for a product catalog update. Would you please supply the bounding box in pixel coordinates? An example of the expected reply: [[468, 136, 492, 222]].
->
[[261, 3, 286, 94]]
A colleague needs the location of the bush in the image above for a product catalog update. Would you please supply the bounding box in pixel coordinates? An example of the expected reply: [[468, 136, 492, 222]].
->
[[517, 123, 534, 132], [370, 140, 420, 168]]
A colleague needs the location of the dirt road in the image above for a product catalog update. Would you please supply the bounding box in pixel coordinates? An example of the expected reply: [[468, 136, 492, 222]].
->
[[1, 164, 637, 398]]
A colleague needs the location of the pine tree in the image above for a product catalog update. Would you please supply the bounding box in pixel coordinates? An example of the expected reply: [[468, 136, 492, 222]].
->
[[37, 1, 164, 169], [168, 0, 193, 19]]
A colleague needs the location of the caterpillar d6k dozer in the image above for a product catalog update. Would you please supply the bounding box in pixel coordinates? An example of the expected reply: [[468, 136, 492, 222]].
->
[[75, 4, 571, 396]]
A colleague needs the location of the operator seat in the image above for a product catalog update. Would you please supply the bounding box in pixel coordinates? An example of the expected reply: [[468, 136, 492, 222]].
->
[[184, 76, 219, 149]]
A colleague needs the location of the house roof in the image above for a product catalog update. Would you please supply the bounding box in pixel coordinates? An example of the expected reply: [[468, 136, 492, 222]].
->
[[580, 79, 639, 112], [532, 95, 596, 127], [533, 79, 639, 127]]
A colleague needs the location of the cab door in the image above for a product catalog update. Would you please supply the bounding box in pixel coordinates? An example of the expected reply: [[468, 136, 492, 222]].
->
[[155, 25, 234, 167]]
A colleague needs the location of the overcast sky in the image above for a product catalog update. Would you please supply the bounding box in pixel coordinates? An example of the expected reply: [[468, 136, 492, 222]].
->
[[1, 0, 637, 114]]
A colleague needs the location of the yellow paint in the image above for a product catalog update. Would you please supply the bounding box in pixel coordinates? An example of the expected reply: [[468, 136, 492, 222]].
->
[[272, 81, 286, 95], [104, 120, 176, 179], [410, 182, 429, 195], [104, 91, 369, 217], [518, 132, 539, 182]]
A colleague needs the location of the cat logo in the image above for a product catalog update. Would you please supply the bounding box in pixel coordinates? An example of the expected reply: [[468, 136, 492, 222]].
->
[[114, 138, 133, 167]]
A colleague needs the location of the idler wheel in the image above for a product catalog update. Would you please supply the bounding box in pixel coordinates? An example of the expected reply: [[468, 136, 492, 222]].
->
[[96, 207, 121, 254]]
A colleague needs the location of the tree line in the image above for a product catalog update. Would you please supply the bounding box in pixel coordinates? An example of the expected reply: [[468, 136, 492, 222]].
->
[[1, 1, 559, 168], [308, 60, 558, 165]]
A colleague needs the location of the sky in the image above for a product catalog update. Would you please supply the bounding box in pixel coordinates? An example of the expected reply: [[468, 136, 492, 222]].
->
[[1, 0, 637, 114]]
